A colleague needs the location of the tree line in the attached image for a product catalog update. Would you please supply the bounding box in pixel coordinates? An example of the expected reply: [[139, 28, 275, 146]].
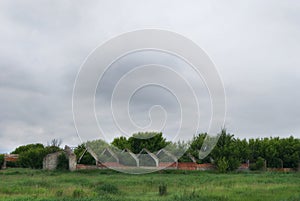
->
[[1, 130, 300, 172]]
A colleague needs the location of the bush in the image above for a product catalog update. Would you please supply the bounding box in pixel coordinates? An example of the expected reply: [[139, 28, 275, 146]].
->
[[0, 154, 4, 169], [55, 190, 63, 197], [12, 144, 44, 154], [249, 163, 256, 171], [97, 183, 119, 194], [249, 157, 265, 171], [74, 144, 95, 165], [13, 143, 62, 169], [268, 158, 283, 168], [5, 161, 18, 168], [256, 157, 265, 170], [227, 157, 241, 171], [57, 153, 69, 170], [216, 157, 229, 173], [159, 183, 167, 196], [18, 147, 46, 169], [73, 189, 84, 198]]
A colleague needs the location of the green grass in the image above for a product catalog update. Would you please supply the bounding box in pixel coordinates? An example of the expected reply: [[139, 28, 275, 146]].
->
[[0, 168, 300, 201]]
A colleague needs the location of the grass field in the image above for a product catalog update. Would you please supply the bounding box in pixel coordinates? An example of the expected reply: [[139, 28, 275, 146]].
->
[[0, 168, 299, 201]]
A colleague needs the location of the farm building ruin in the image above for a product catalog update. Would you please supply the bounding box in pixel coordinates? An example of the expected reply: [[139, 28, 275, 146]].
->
[[1, 154, 19, 169], [43, 145, 77, 171]]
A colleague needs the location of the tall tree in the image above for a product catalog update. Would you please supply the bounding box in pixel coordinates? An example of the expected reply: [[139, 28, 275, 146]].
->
[[112, 136, 130, 150]]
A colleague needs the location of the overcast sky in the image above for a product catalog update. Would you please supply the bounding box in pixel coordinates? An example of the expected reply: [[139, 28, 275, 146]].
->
[[0, 0, 300, 153]]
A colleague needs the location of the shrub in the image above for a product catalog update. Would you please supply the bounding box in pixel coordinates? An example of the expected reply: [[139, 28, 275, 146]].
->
[[216, 157, 229, 173], [73, 189, 84, 198], [249, 157, 265, 171], [18, 147, 46, 169], [0, 154, 4, 169], [55, 190, 63, 197], [97, 183, 119, 194], [5, 161, 18, 168], [57, 153, 69, 170], [227, 157, 241, 171], [256, 157, 265, 170], [268, 158, 283, 168], [159, 183, 167, 196], [13, 143, 62, 169], [249, 163, 256, 171], [12, 144, 44, 154], [74, 144, 95, 165]]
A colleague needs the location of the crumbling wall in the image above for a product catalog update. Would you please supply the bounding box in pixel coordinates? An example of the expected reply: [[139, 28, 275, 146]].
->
[[43, 146, 77, 171], [43, 152, 62, 170], [65, 146, 77, 171]]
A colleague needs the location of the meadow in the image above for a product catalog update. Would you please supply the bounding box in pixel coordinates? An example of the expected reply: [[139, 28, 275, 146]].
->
[[0, 168, 299, 201]]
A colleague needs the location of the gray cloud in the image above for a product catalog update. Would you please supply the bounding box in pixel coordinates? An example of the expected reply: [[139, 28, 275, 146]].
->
[[0, 0, 300, 153]]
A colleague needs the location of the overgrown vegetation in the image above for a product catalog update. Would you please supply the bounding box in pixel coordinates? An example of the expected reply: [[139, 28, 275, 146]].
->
[[109, 130, 300, 172], [216, 157, 229, 173], [74, 144, 95, 165], [72, 189, 85, 198], [2, 131, 300, 172], [112, 132, 169, 154], [0, 154, 4, 169], [186, 130, 300, 172], [0, 168, 299, 201], [10, 143, 61, 169], [159, 183, 167, 196], [57, 153, 69, 170], [97, 183, 119, 194], [249, 157, 266, 171]]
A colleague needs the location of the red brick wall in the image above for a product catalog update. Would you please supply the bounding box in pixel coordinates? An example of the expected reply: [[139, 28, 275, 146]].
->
[[75, 162, 250, 171], [4, 154, 19, 162]]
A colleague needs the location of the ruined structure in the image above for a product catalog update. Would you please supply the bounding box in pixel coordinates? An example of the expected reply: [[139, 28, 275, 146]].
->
[[1, 154, 19, 169], [43, 145, 77, 171]]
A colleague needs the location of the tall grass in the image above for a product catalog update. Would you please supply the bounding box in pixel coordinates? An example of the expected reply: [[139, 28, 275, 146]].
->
[[0, 168, 299, 201]]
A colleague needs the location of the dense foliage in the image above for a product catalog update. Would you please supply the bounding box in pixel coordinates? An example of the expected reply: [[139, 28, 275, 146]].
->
[[188, 130, 300, 171], [74, 144, 95, 165], [0, 154, 4, 169], [3, 131, 300, 171], [112, 132, 170, 154], [57, 153, 69, 170], [11, 144, 61, 169]]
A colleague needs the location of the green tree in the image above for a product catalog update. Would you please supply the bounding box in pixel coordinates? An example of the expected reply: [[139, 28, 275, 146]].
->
[[216, 157, 229, 173], [186, 133, 210, 163], [74, 144, 95, 165], [57, 153, 69, 170], [18, 147, 46, 169], [0, 154, 4, 169], [11, 143, 44, 154], [112, 136, 130, 150], [128, 132, 170, 154], [211, 129, 242, 171], [13, 143, 62, 169]]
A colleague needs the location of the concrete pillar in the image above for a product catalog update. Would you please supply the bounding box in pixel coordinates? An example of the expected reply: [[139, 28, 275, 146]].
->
[[2, 160, 6, 169], [68, 153, 77, 171]]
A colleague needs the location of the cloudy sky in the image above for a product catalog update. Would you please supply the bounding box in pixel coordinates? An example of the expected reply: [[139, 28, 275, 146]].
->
[[0, 0, 300, 153]]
